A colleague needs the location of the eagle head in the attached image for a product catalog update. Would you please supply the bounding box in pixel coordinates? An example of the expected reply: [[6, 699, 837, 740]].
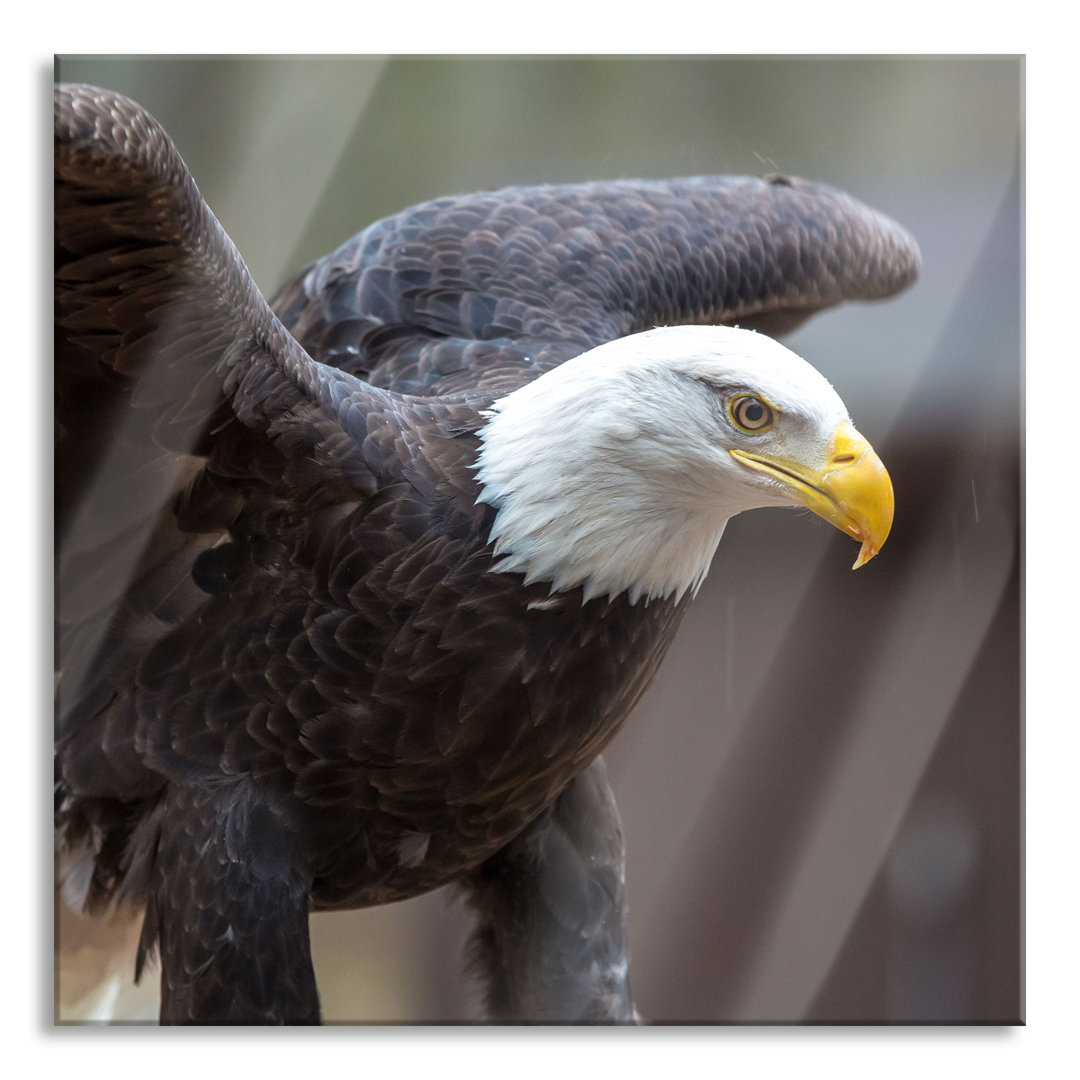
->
[[474, 325, 893, 604]]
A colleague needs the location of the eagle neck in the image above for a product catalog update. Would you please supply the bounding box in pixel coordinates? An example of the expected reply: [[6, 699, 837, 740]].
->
[[471, 367, 737, 605]]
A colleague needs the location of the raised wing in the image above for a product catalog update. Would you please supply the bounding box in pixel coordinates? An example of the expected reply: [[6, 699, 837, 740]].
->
[[55, 84, 380, 742], [273, 173, 920, 396]]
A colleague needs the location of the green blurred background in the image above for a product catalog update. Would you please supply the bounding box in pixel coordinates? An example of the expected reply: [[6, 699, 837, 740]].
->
[[54, 55, 1022, 1024]]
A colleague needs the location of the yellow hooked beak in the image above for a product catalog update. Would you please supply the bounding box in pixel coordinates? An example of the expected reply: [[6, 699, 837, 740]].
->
[[729, 420, 894, 569]]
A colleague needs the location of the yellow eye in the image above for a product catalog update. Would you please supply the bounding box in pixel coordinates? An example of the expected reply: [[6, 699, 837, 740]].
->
[[730, 395, 774, 432]]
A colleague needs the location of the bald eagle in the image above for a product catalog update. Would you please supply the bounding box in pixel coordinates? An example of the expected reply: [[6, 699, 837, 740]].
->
[[54, 83, 919, 1024]]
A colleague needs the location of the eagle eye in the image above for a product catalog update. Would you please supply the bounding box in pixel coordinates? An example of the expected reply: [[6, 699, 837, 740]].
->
[[730, 394, 775, 432]]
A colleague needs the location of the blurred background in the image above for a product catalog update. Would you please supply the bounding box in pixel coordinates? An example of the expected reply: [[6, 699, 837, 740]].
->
[[53, 55, 1022, 1024]]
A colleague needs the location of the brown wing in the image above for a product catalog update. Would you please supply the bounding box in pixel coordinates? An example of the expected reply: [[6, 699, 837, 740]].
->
[[272, 173, 920, 396], [55, 83, 384, 743]]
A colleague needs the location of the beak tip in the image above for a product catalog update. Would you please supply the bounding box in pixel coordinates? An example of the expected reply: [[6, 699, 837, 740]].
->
[[851, 536, 886, 570]]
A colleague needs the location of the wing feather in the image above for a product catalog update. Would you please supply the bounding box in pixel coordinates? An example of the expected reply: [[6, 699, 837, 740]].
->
[[55, 84, 378, 738], [273, 173, 920, 395]]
